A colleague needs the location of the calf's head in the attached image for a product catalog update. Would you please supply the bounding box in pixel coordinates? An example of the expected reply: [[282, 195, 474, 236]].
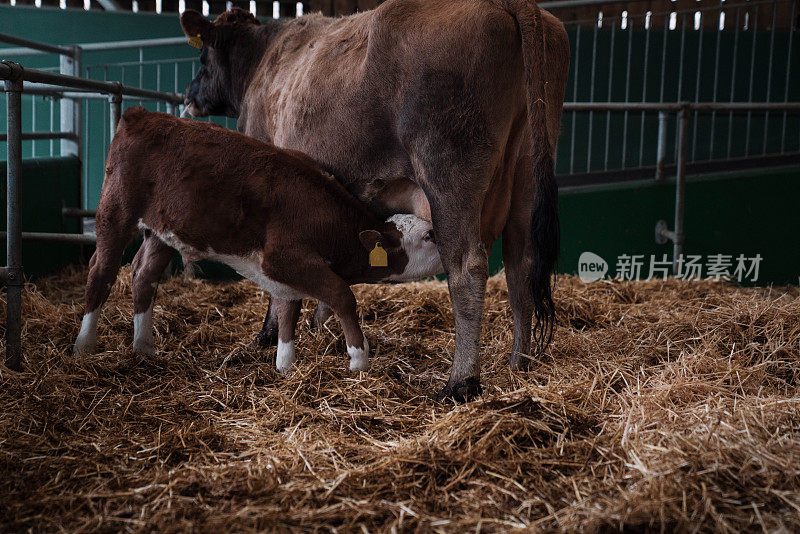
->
[[180, 8, 274, 117], [360, 215, 443, 282]]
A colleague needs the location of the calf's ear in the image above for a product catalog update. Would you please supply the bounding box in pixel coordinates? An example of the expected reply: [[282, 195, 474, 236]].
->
[[181, 10, 213, 40], [358, 230, 384, 251]]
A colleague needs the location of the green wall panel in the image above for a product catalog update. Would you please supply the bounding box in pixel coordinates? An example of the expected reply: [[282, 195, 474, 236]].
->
[[557, 165, 800, 285], [0, 156, 83, 278]]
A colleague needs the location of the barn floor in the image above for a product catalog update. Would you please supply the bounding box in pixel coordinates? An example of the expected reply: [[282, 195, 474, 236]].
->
[[1, 267, 799, 532]]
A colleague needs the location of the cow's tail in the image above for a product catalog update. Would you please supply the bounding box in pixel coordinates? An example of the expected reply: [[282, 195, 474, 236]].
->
[[492, 0, 559, 353]]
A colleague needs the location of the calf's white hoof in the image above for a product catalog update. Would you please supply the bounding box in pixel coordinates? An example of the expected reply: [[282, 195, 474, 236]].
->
[[348, 336, 370, 372], [74, 312, 99, 355], [276, 340, 297, 374]]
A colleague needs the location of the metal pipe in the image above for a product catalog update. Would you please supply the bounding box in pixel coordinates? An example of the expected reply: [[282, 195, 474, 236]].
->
[[655, 111, 668, 181], [672, 107, 690, 275], [0, 33, 75, 57], [60, 47, 81, 160], [561, 102, 800, 112], [539, 0, 655, 9], [109, 93, 122, 141], [4, 72, 24, 371], [0, 232, 97, 245], [0, 62, 184, 105], [0, 132, 77, 142], [62, 207, 96, 218], [77, 36, 187, 52]]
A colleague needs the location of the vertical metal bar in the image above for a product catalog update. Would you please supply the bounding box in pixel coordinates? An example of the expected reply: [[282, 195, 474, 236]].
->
[[174, 62, 179, 94], [691, 9, 704, 161], [780, 0, 796, 153], [31, 93, 36, 158], [603, 20, 616, 171], [138, 47, 144, 89], [109, 94, 122, 142], [709, 2, 723, 160], [166, 102, 175, 115], [5, 75, 24, 371], [659, 12, 669, 103], [672, 107, 689, 275], [744, 7, 759, 156], [727, 7, 741, 158], [677, 14, 687, 103], [762, 0, 777, 155], [59, 46, 81, 159], [569, 25, 580, 175], [656, 111, 668, 180], [156, 62, 162, 112], [49, 97, 54, 157], [638, 11, 652, 168], [621, 19, 632, 169], [587, 21, 599, 172]]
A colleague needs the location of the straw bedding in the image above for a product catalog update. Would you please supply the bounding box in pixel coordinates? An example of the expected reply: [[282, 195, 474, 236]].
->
[[1, 267, 799, 532]]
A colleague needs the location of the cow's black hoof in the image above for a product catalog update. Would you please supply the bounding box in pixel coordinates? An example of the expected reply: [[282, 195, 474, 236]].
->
[[436, 376, 483, 403], [252, 329, 279, 349], [509, 351, 533, 371]]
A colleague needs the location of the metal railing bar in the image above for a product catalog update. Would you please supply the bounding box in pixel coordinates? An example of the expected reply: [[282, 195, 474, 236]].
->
[[540, 0, 654, 9], [0, 33, 75, 57], [77, 36, 187, 52], [0, 231, 97, 245], [563, 102, 800, 112], [0, 132, 77, 141], [560, 0, 790, 28], [0, 62, 184, 105], [4, 74, 23, 371]]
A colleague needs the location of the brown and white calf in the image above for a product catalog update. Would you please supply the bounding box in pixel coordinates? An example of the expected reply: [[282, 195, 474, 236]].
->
[[74, 107, 442, 372]]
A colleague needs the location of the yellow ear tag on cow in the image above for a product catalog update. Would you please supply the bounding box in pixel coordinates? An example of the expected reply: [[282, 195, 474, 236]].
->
[[188, 34, 203, 49], [369, 242, 388, 267]]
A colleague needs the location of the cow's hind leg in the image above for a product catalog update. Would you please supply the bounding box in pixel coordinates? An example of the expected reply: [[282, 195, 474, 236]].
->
[[253, 299, 282, 348], [503, 159, 536, 370], [130, 234, 175, 355], [311, 302, 334, 330], [274, 298, 302, 373]]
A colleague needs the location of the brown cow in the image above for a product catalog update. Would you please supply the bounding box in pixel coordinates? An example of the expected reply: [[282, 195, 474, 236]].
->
[[179, 0, 570, 401], [73, 108, 442, 373]]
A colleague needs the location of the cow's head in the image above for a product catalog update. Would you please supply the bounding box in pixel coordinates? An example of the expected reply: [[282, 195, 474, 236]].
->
[[180, 8, 269, 117], [360, 215, 443, 282]]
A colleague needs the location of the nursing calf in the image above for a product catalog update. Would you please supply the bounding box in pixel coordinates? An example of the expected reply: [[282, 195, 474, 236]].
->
[[74, 107, 441, 372]]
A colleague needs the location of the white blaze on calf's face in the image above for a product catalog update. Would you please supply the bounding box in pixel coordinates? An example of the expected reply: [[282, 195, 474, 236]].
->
[[387, 214, 443, 281]]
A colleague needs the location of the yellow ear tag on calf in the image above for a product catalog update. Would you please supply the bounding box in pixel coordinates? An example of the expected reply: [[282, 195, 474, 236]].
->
[[369, 243, 388, 267], [188, 34, 203, 49]]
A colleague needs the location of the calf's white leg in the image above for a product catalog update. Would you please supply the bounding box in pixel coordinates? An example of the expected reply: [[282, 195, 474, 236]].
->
[[347, 335, 370, 372], [273, 299, 302, 374], [74, 310, 100, 355], [130, 235, 175, 356], [132, 303, 155, 355]]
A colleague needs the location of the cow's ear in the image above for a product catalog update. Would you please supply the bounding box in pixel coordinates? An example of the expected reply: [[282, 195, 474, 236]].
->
[[358, 230, 383, 251], [181, 10, 213, 40]]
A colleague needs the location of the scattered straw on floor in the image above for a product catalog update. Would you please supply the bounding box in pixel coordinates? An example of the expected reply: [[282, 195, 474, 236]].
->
[[1, 266, 799, 532]]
